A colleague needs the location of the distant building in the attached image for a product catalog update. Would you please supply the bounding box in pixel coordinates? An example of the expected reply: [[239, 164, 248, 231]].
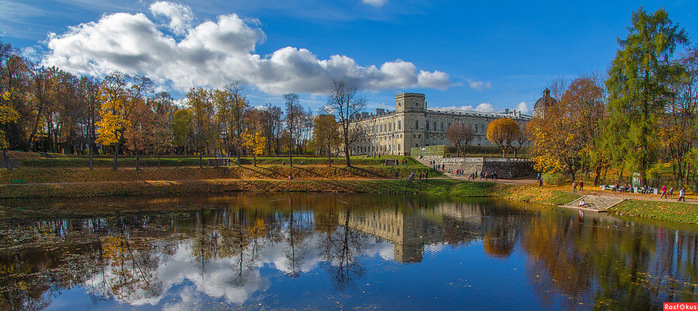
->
[[350, 93, 531, 156], [532, 88, 557, 118]]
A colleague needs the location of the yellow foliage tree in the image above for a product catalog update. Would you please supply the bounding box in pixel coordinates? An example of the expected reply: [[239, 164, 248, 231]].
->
[[95, 72, 152, 170], [528, 76, 605, 182], [244, 110, 267, 167], [0, 104, 19, 169], [313, 114, 340, 166], [486, 118, 520, 157]]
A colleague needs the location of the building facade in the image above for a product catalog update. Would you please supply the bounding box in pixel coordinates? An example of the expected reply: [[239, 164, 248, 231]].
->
[[350, 93, 531, 156]]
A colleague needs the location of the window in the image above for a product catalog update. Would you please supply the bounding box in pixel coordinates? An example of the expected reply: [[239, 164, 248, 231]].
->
[[426, 121, 429, 131], [398, 121, 401, 130], [441, 122, 444, 131], [415, 120, 419, 130]]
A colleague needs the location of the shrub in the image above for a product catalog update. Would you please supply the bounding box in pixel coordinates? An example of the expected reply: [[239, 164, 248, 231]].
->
[[542, 172, 567, 185]]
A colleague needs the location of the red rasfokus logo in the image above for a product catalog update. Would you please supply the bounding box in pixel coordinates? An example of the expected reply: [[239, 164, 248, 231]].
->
[[665, 303, 698, 310]]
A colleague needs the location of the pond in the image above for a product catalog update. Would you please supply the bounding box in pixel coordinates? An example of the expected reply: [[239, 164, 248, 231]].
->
[[1, 193, 697, 310]]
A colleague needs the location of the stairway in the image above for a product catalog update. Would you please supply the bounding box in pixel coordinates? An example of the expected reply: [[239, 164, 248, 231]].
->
[[563, 195, 625, 212]]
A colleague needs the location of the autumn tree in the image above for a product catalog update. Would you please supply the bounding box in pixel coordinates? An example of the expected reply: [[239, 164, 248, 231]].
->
[[528, 76, 606, 182], [313, 114, 340, 165], [124, 99, 154, 170], [284, 93, 302, 166], [0, 43, 31, 151], [261, 103, 283, 155], [77, 76, 101, 169], [0, 104, 18, 168], [324, 81, 366, 167], [96, 72, 153, 170], [150, 92, 175, 168], [486, 118, 519, 157], [213, 83, 248, 164], [27, 66, 56, 151], [187, 87, 215, 167], [445, 123, 474, 157], [243, 109, 267, 167], [659, 46, 698, 187], [172, 108, 194, 154], [510, 121, 529, 158], [604, 7, 688, 185]]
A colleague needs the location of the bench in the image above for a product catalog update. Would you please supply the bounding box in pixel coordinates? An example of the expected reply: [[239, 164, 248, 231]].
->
[[208, 159, 229, 167]]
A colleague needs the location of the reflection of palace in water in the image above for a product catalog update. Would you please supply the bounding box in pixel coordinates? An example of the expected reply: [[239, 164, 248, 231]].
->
[[339, 201, 485, 263]]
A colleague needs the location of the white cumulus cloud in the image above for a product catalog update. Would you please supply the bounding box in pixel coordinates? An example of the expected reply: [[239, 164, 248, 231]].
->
[[43, 1, 449, 95], [149, 1, 194, 36], [475, 103, 494, 112], [467, 79, 492, 91], [515, 101, 530, 114]]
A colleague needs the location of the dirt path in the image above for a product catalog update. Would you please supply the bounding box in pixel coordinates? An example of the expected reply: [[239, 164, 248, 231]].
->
[[443, 172, 695, 204]]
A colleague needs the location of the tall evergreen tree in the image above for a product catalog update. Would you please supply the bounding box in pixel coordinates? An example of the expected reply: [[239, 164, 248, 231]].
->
[[604, 7, 688, 185]]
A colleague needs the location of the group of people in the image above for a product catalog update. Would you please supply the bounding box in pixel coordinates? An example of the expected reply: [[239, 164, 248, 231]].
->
[[406, 171, 428, 180], [660, 185, 686, 202], [608, 183, 634, 193], [572, 180, 584, 194], [450, 169, 497, 181], [602, 182, 688, 202]]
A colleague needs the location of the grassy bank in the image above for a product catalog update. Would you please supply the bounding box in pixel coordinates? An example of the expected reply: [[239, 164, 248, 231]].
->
[[0, 175, 576, 208], [0, 164, 436, 184], [4, 160, 698, 225], [609, 200, 698, 224], [0, 179, 476, 199], [9, 153, 420, 168]]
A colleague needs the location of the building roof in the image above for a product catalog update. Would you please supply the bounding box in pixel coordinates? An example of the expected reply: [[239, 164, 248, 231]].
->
[[533, 88, 556, 111]]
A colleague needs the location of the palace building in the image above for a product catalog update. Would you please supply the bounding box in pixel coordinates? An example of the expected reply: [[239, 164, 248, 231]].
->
[[350, 93, 531, 156]]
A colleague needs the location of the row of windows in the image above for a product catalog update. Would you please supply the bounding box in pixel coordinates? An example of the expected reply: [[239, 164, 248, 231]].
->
[[365, 118, 488, 135], [357, 144, 402, 153]]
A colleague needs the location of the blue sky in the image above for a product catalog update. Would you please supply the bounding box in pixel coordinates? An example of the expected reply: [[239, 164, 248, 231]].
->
[[2, 0, 697, 114]]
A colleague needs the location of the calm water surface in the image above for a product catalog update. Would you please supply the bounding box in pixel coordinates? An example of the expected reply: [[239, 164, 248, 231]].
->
[[1, 193, 697, 310]]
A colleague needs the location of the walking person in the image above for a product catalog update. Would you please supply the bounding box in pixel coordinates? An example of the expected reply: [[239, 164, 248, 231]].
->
[[660, 185, 668, 199], [678, 187, 686, 202], [573, 180, 578, 194], [579, 181, 584, 191]]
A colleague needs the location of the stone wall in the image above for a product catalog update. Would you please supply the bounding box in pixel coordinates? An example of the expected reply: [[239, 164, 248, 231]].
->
[[433, 156, 534, 179]]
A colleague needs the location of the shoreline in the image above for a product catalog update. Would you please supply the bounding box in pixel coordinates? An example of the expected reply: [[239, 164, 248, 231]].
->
[[2, 172, 697, 225]]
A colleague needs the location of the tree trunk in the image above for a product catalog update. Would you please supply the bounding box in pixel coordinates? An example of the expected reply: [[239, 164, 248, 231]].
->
[[345, 145, 351, 167], [112, 144, 119, 171], [135, 153, 140, 171], [199, 152, 203, 168], [288, 143, 293, 166], [594, 165, 601, 186], [157, 154, 161, 169], [89, 147, 93, 170], [3, 148, 11, 170], [253, 155, 257, 167]]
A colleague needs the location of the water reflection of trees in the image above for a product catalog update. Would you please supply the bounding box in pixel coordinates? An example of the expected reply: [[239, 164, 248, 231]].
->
[[3, 194, 698, 310], [319, 208, 368, 291], [520, 211, 698, 310]]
